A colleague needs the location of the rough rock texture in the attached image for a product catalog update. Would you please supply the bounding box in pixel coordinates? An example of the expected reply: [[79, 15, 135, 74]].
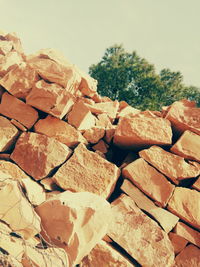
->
[[92, 140, 109, 154], [0, 51, 23, 77], [139, 145, 200, 184], [171, 130, 200, 162], [0, 160, 29, 180], [35, 191, 111, 266], [0, 116, 19, 152], [83, 126, 105, 144], [0, 62, 38, 99], [0, 180, 41, 239], [67, 100, 96, 131], [117, 105, 140, 119], [53, 143, 120, 198], [11, 132, 71, 180], [122, 158, 175, 207], [165, 99, 200, 135], [174, 222, 200, 248], [107, 194, 174, 267], [167, 187, 200, 229], [0, 40, 12, 56], [121, 179, 179, 233], [77, 68, 97, 97], [168, 232, 188, 255], [80, 240, 133, 267], [175, 244, 200, 267], [0, 92, 38, 129], [26, 79, 75, 119], [34, 115, 86, 147], [114, 112, 172, 149]]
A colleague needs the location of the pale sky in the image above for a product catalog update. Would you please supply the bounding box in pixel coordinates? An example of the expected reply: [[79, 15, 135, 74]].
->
[[0, 0, 200, 87]]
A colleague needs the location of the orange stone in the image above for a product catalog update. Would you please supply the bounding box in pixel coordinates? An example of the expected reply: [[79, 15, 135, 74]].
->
[[0, 62, 38, 99], [122, 158, 175, 207], [167, 187, 200, 229], [171, 130, 200, 163], [26, 79, 75, 119], [165, 99, 200, 135], [175, 244, 200, 267], [92, 140, 108, 154], [34, 115, 86, 147], [0, 160, 29, 180], [77, 68, 97, 97], [53, 143, 120, 199], [114, 111, 172, 149], [0, 40, 12, 55], [139, 146, 200, 184], [96, 113, 112, 128], [83, 126, 105, 144], [11, 119, 27, 131], [117, 105, 140, 119], [168, 232, 188, 255], [192, 177, 200, 191], [0, 92, 38, 129], [0, 51, 23, 76], [11, 132, 72, 180], [107, 194, 174, 267], [5, 32, 24, 54]]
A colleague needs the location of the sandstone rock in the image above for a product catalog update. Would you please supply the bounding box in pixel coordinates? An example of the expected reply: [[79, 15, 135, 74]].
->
[[0, 116, 19, 152], [118, 100, 129, 111], [40, 177, 59, 191], [96, 113, 112, 128], [28, 52, 81, 89], [122, 158, 175, 207], [0, 160, 29, 180], [174, 222, 200, 248], [0, 51, 23, 77], [0, 40, 12, 55], [92, 140, 109, 154], [107, 194, 174, 267], [0, 92, 38, 129], [114, 112, 172, 149], [120, 152, 138, 169], [26, 80, 75, 119], [5, 32, 24, 54], [34, 115, 86, 147], [167, 187, 200, 229], [0, 180, 41, 239], [86, 101, 119, 122], [21, 246, 69, 267], [104, 126, 116, 143], [83, 126, 105, 144], [165, 99, 200, 135], [80, 240, 133, 267], [168, 232, 188, 255], [117, 105, 140, 119], [0, 62, 38, 99], [20, 177, 46, 206], [11, 119, 27, 131], [53, 143, 120, 199], [77, 68, 97, 97], [35, 191, 111, 266], [192, 177, 200, 191], [0, 255, 23, 267], [139, 146, 200, 184], [67, 100, 96, 131], [11, 132, 71, 180], [175, 244, 200, 267], [171, 130, 200, 163], [121, 179, 179, 233]]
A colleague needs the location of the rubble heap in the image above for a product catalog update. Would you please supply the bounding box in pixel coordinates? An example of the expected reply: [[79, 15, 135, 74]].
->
[[0, 31, 200, 267]]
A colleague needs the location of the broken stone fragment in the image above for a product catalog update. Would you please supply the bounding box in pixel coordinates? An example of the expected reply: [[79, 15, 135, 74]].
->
[[0, 160, 29, 180], [117, 105, 140, 119], [5, 32, 24, 54], [171, 130, 200, 163], [83, 126, 105, 144], [92, 140, 109, 154], [0, 180, 41, 239], [0, 116, 19, 152], [0, 62, 38, 99], [0, 51, 23, 77], [121, 179, 179, 233], [114, 111, 172, 149], [34, 115, 86, 147], [104, 126, 116, 143], [0, 92, 38, 129], [0, 40, 13, 55], [40, 177, 59, 191], [175, 244, 200, 267], [139, 146, 200, 184], [96, 113, 113, 128], [26, 79, 75, 119], [80, 240, 133, 267], [67, 100, 96, 131], [192, 177, 200, 191], [122, 158, 175, 207], [174, 222, 200, 248], [35, 191, 111, 266], [167, 187, 200, 229], [168, 232, 188, 255], [107, 194, 174, 267], [77, 68, 97, 97], [165, 99, 200, 135], [11, 132, 71, 180], [53, 143, 120, 199]]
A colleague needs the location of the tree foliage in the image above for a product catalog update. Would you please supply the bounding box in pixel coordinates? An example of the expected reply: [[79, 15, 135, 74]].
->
[[89, 45, 200, 110]]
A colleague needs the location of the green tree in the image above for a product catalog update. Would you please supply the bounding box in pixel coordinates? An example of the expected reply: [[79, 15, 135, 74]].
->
[[89, 45, 200, 110]]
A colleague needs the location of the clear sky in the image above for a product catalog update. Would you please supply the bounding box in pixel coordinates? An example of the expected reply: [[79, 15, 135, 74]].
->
[[0, 0, 200, 87]]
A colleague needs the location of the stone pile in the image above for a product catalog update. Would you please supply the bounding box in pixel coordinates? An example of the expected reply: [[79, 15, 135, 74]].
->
[[0, 31, 200, 267]]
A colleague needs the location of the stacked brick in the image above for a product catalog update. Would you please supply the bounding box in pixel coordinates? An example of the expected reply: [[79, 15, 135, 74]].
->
[[0, 31, 199, 267]]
